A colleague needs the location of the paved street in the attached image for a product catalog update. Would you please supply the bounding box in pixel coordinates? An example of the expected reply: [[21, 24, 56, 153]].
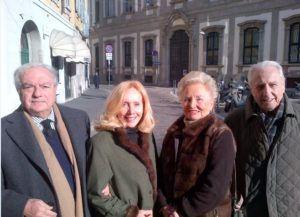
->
[[64, 85, 226, 153]]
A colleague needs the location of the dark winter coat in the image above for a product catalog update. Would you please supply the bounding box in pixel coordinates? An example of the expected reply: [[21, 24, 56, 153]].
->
[[225, 94, 300, 217], [157, 113, 236, 217], [1, 105, 91, 217]]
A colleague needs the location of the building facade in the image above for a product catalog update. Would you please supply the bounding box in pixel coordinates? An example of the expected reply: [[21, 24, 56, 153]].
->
[[89, 0, 300, 87], [0, 0, 90, 117]]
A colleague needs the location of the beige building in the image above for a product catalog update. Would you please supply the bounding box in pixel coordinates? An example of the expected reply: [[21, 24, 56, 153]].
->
[[0, 0, 90, 117], [89, 0, 300, 88]]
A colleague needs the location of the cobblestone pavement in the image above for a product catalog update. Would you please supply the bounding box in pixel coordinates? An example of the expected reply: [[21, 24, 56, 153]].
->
[[64, 85, 226, 153]]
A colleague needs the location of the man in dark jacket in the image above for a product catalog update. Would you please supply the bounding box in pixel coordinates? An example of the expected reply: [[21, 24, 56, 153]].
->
[[1, 63, 91, 217], [225, 60, 300, 217]]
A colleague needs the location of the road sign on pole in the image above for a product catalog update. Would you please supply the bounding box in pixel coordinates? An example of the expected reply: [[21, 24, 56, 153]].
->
[[152, 50, 158, 56], [105, 44, 113, 53], [105, 44, 113, 61], [105, 44, 113, 85]]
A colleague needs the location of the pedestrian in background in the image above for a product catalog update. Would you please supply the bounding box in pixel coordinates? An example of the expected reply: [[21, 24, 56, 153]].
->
[[87, 80, 157, 217], [1, 63, 91, 217], [225, 60, 300, 217], [156, 71, 236, 217], [93, 71, 100, 89]]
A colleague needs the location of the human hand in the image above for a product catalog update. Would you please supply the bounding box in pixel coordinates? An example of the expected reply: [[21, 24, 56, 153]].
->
[[101, 184, 111, 196], [137, 209, 153, 217], [161, 205, 179, 217], [173, 211, 180, 217], [24, 198, 57, 217]]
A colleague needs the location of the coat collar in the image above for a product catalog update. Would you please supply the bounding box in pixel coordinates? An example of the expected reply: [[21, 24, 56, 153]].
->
[[4, 106, 50, 176], [167, 113, 216, 137], [244, 94, 296, 122], [114, 127, 157, 200]]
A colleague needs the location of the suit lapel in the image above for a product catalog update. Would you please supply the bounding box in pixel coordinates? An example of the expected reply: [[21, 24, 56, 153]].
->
[[58, 106, 85, 176], [5, 109, 51, 178]]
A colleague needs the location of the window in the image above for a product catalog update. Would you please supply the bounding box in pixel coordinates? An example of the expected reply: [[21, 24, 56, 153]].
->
[[289, 22, 300, 63], [105, 0, 115, 17], [21, 30, 29, 64], [124, 41, 132, 67], [63, 0, 71, 11], [243, 27, 259, 64], [145, 39, 153, 66], [124, 0, 134, 13], [206, 32, 219, 65], [95, 0, 100, 22]]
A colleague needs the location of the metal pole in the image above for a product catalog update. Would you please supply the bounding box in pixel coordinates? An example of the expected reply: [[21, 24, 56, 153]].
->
[[108, 60, 111, 86]]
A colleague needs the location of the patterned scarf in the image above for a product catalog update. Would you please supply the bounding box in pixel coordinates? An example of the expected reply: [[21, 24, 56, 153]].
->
[[257, 100, 284, 146]]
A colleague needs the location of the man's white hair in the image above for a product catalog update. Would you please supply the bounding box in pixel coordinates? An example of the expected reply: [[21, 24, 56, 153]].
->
[[247, 60, 285, 86]]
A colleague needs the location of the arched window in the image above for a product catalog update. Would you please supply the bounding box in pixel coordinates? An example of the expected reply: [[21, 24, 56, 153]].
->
[[21, 30, 29, 64], [243, 27, 259, 64], [289, 22, 300, 63]]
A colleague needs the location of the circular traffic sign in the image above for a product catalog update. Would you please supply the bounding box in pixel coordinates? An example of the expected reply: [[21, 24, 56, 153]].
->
[[105, 44, 113, 53], [152, 50, 158, 56]]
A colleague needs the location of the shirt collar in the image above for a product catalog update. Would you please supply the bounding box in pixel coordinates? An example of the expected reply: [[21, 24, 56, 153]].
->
[[32, 109, 55, 130], [257, 99, 284, 121]]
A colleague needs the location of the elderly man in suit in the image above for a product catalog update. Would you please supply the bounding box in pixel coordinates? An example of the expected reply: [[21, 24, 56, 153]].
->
[[1, 63, 91, 217]]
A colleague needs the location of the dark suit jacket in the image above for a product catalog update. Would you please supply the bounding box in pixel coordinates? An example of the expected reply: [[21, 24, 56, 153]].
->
[[1, 104, 91, 217]]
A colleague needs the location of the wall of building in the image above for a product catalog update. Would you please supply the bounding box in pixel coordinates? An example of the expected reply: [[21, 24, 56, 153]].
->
[[89, 0, 300, 87], [0, 0, 90, 117]]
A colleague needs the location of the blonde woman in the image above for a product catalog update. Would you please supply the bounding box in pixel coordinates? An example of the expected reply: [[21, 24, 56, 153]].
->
[[87, 80, 157, 217]]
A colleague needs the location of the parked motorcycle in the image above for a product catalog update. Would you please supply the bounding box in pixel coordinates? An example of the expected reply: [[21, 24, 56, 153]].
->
[[218, 80, 238, 103], [224, 82, 249, 112], [294, 82, 300, 98]]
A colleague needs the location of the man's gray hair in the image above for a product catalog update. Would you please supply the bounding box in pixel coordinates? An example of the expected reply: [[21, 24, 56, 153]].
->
[[247, 60, 285, 85], [14, 63, 58, 92]]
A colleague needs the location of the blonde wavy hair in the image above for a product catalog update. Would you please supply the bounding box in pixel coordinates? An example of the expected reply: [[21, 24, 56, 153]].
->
[[94, 80, 155, 133], [177, 71, 218, 103]]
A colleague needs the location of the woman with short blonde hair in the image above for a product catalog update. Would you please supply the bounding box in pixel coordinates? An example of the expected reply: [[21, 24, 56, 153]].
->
[[157, 71, 235, 217], [177, 70, 218, 104]]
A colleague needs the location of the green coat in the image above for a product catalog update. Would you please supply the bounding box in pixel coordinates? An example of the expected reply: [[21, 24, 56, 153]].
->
[[87, 128, 157, 217]]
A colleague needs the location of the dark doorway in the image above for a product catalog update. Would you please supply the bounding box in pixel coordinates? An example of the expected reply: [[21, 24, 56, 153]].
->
[[64, 61, 76, 99], [169, 30, 189, 86]]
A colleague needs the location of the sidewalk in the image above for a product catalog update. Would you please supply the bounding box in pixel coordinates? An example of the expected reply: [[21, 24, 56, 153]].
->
[[64, 85, 226, 140], [65, 85, 112, 120], [64, 85, 178, 136]]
